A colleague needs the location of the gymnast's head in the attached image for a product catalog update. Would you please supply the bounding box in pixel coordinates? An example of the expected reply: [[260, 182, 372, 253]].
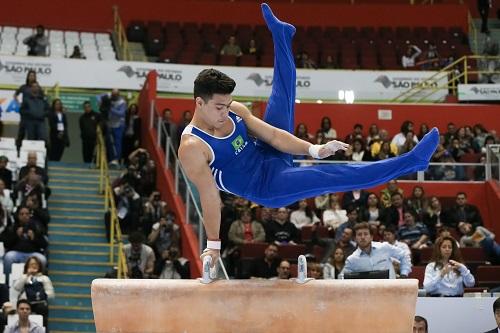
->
[[193, 69, 236, 128]]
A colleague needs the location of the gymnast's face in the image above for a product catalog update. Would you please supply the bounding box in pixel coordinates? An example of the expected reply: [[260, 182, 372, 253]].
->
[[196, 94, 232, 129]]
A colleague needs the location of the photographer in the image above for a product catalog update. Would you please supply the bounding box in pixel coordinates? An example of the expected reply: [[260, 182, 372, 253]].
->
[[123, 232, 155, 279], [128, 148, 156, 196], [148, 212, 180, 257], [157, 246, 190, 279], [113, 183, 141, 234], [22, 25, 49, 57], [143, 191, 168, 234]]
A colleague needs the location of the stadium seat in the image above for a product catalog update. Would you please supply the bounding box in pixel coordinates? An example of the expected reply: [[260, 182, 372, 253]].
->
[[408, 265, 425, 288], [240, 242, 269, 259], [475, 266, 500, 288], [240, 54, 257, 67], [278, 244, 307, 261]]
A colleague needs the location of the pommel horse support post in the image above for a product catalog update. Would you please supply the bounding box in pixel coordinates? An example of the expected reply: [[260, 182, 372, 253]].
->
[[91, 276, 418, 333]]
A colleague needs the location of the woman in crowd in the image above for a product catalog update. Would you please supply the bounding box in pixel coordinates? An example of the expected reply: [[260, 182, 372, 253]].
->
[[359, 192, 383, 231], [290, 199, 320, 229], [406, 185, 429, 221], [423, 236, 475, 297], [322, 194, 347, 231], [422, 196, 445, 241], [48, 99, 70, 161], [319, 116, 337, 140], [323, 247, 346, 279], [294, 123, 314, 142]]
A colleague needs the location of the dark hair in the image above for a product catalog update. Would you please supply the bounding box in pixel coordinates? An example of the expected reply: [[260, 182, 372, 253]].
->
[[25, 70, 37, 85], [193, 69, 236, 102], [128, 231, 145, 244], [17, 299, 31, 309], [354, 222, 372, 235], [431, 236, 464, 271], [384, 225, 396, 234], [83, 101, 91, 107], [414, 316, 428, 332], [23, 256, 43, 274], [493, 296, 500, 313], [51, 98, 63, 111], [391, 192, 403, 199], [456, 192, 467, 198], [400, 120, 413, 135]]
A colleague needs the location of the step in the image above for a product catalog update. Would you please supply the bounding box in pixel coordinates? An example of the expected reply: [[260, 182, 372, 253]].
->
[[50, 259, 113, 268], [51, 181, 99, 189], [51, 186, 101, 194], [51, 193, 104, 200], [50, 207, 104, 214], [50, 252, 115, 263], [49, 272, 103, 284], [48, 320, 96, 332], [51, 215, 103, 224], [50, 294, 92, 308], [49, 234, 108, 243], [49, 242, 115, 253], [49, 201, 104, 209], [50, 223, 104, 232], [54, 287, 91, 296], [51, 178, 100, 185], [49, 172, 101, 179]]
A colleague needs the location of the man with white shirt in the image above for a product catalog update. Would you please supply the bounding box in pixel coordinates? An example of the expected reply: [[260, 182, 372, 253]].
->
[[483, 296, 500, 333], [340, 222, 412, 279], [401, 44, 422, 68]]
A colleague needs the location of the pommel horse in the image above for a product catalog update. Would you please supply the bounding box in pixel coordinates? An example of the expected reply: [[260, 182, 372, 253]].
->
[[92, 255, 418, 332]]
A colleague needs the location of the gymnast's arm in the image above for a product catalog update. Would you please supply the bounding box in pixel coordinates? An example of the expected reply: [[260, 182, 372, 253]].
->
[[178, 136, 222, 243], [230, 101, 349, 158]]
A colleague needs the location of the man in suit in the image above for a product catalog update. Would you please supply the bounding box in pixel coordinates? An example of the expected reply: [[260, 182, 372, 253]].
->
[[483, 296, 500, 333], [443, 192, 483, 230]]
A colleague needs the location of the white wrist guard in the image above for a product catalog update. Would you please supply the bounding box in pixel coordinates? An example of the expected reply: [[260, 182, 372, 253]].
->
[[308, 144, 322, 159], [206, 240, 221, 250]]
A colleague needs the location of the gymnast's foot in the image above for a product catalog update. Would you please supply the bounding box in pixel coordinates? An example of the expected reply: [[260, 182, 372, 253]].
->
[[410, 127, 440, 165], [261, 3, 296, 41]]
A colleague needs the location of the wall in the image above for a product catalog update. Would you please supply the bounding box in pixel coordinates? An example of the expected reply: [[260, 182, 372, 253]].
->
[[1, 1, 468, 31]]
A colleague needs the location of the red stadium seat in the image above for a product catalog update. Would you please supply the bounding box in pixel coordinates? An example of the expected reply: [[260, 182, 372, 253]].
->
[[409, 265, 426, 288], [218, 55, 238, 66], [278, 244, 307, 261], [240, 54, 258, 67], [240, 242, 269, 259], [475, 265, 500, 288], [198, 52, 217, 65]]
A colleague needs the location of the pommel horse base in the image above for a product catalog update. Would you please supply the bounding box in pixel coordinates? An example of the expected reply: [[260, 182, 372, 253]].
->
[[91, 278, 418, 333]]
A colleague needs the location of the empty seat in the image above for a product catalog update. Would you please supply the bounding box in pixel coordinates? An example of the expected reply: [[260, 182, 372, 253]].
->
[[198, 52, 216, 65], [218, 55, 238, 66], [239, 54, 257, 67], [409, 265, 426, 288], [475, 266, 500, 288], [277, 244, 307, 261], [240, 242, 269, 259]]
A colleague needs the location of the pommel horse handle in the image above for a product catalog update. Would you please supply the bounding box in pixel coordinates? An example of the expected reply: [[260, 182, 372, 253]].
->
[[296, 255, 313, 284]]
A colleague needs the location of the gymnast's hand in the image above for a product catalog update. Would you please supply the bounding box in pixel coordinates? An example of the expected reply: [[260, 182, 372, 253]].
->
[[201, 248, 220, 268], [309, 140, 350, 159]]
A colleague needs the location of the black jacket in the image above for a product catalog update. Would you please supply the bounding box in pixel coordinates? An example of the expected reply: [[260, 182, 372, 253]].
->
[[21, 94, 48, 121], [79, 111, 102, 140], [443, 204, 483, 230], [48, 111, 70, 146]]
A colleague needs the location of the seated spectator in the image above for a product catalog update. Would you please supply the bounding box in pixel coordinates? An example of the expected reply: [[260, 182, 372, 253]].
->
[[15, 172, 45, 207], [342, 189, 369, 211], [289, 199, 320, 229], [401, 44, 422, 68], [3, 207, 47, 277], [443, 192, 483, 230], [391, 121, 418, 154], [399, 131, 418, 155], [294, 123, 314, 142], [161, 108, 178, 150], [472, 123, 488, 153], [458, 221, 495, 248], [380, 179, 404, 208], [340, 222, 412, 279], [344, 123, 364, 145], [373, 141, 397, 161], [265, 207, 299, 245], [220, 35, 243, 57], [128, 148, 156, 196], [23, 194, 49, 232], [250, 244, 280, 279], [383, 226, 412, 269], [258, 206, 274, 227], [322, 194, 347, 231], [334, 207, 359, 242], [345, 138, 371, 162], [359, 193, 383, 230], [23, 25, 49, 57], [113, 184, 141, 234], [406, 185, 429, 221], [297, 52, 316, 69], [314, 193, 329, 215], [319, 116, 337, 140], [471, 231, 500, 264], [14, 256, 54, 327], [370, 129, 398, 157], [245, 39, 259, 55], [147, 213, 180, 258], [0, 179, 14, 215], [19, 152, 48, 185], [383, 192, 409, 228], [142, 191, 168, 234], [456, 127, 473, 153], [4, 300, 44, 333], [322, 247, 346, 279], [422, 196, 445, 241], [228, 208, 266, 246], [448, 138, 466, 162], [397, 210, 429, 250], [481, 135, 498, 154], [124, 232, 155, 279], [423, 236, 475, 297], [157, 246, 190, 279], [69, 45, 86, 59], [0, 156, 13, 190], [366, 124, 379, 146], [418, 123, 430, 141], [308, 262, 323, 279], [270, 260, 291, 280]]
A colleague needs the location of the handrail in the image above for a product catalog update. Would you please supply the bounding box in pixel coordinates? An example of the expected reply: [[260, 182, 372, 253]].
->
[[96, 127, 128, 278], [468, 11, 479, 54], [112, 5, 132, 61]]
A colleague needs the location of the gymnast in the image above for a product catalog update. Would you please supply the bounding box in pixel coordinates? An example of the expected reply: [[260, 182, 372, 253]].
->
[[178, 3, 439, 266]]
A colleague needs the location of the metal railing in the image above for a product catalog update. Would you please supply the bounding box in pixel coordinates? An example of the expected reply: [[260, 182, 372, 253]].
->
[[112, 5, 132, 61], [486, 144, 500, 182], [150, 107, 206, 254], [96, 127, 128, 278], [392, 55, 500, 103]]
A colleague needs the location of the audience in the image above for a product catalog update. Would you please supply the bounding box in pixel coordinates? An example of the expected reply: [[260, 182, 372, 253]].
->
[[3, 300, 44, 333]]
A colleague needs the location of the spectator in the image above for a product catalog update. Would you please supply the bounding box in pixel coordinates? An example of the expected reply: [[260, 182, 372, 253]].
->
[[142, 191, 168, 234], [314, 193, 329, 215], [15, 172, 45, 208], [3, 300, 44, 333], [294, 123, 314, 142], [79, 101, 102, 163], [22, 25, 49, 57], [458, 221, 495, 248], [3, 207, 47, 278], [265, 207, 299, 245], [258, 207, 274, 227], [392, 121, 419, 154], [176, 110, 192, 146], [334, 206, 358, 242], [228, 208, 266, 246], [270, 260, 291, 280], [14, 256, 54, 327], [245, 39, 259, 56], [366, 124, 379, 146], [370, 129, 398, 156], [418, 123, 430, 141], [124, 231, 155, 279], [21, 83, 49, 141], [0, 156, 13, 190], [322, 247, 346, 279], [444, 122, 458, 146], [157, 246, 190, 279], [344, 123, 364, 145], [161, 108, 178, 150], [398, 210, 429, 250], [340, 222, 412, 279], [482, 135, 497, 154], [478, 0, 492, 34], [289, 199, 320, 229], [18, 152, 48, 185], [472, 123, 489, 152], [483, 296, 500, 333], [69, 45, 86, 59], [472, 231, 500, 264], [373, 141, 397, 161], [113, 184, 141, 234], [413, 315, 428, 333], [98, 89, 127, 166], [250, 244, 280, 279], [220, 36, 243, 57], [319, 116, 337, 140], [322, 194, 347, 231], [14, 70, 40, 148], [345, 138, 369, 161], [380, 179, 404, 208], [48, 98, 70, 161], [147, 213, 180, 258], [423, 236, 475, 296], [0, 178, 14, 215], [122, 104, 141, 164], [298, 52, 316, 69], [448, 138, 466, 162], [24, 194, 49, 232], [342, 189, 369, 211], [401, 44, 422, 68], [423, 196, 445, 241], [423, 42, 440, 69], [308, 262, 323, 279], [443, 192, 483, 230], [383, 192, 408, 228], [383, 226, 412, 269], [406, 185, 429, 221], [128, 148, 156, 197], [359, 192, 383, 230]]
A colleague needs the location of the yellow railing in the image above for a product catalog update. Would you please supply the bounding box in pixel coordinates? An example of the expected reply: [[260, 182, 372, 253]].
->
[[468, 11, 479, 54], [96, 128, 128, 279], [113, 5, 132, 61]]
